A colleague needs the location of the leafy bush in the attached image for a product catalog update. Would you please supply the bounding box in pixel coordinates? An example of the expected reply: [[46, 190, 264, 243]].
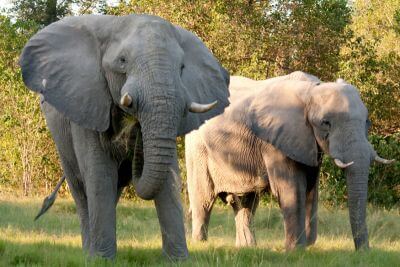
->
[[0, 16, 64, 196], [339, 37, 400, 135]]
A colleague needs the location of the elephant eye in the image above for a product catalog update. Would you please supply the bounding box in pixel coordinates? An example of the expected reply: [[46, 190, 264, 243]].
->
[[180, 64, 185, 76], [321, 119, 331, 128], [119, 56, 127, 64]]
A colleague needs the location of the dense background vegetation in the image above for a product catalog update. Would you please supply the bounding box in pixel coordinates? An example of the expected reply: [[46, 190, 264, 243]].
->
[[0, 0, 399, 208]]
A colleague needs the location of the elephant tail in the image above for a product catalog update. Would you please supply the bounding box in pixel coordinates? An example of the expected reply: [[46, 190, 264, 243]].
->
[[34, 175, 66, 221]]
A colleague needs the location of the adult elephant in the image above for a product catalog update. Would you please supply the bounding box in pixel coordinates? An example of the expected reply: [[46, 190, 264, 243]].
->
[[185, 72, 394, 250], [19, 14, 230, 260]]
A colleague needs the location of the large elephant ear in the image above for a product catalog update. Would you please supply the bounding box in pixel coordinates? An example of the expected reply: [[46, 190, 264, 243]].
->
[[19, 21, 111, 132], [174, 26, 230, 136], [250, 80, 319, 166]]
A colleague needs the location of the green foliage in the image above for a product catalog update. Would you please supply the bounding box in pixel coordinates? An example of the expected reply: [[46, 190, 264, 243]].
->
[[265, 0, 351, 80], [11, 0, 72, 26], [9, 0, 108, 26], [368, 133, 400, 208], [350, 0, 400, 58], [0, 16, 63, 196], [339, 2, 400, 134], [320, 133, 400, 209]]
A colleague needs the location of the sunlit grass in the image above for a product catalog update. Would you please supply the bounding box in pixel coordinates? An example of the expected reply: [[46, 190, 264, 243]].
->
[[0, 195, 399, 266]]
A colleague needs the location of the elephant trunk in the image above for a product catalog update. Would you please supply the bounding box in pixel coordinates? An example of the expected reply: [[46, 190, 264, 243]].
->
[[120, 52, 183, 200], [132, 92, 180, 200], [344, 165, 369, 250], [340, 143, 371, 250], [133, 136, 176, 200]]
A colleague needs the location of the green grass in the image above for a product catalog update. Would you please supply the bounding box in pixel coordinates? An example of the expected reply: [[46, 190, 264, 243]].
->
[[0, 196, 399, 266]]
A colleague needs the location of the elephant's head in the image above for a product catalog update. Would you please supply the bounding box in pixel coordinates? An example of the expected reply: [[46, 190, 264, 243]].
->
[[19, 14, 230, 200], [250, 78, 394, 250], [306, 79, 394, 249]]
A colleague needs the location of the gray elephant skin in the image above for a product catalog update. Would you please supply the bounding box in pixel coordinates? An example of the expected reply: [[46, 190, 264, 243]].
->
[[185, 71, 394, 250], [19, 14, 230, 260]]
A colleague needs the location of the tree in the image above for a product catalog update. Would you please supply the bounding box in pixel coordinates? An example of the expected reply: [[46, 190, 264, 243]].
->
[[105, 0, 351, 80], [11, 0, 71, 26], [10, 0, 107, 26], [339, 0, 400, 134], [0, 16, 62, 196]]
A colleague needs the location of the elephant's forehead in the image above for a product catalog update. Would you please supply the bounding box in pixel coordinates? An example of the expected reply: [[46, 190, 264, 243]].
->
[[313, 83, 367, 116], [135, 21, 174, 41]]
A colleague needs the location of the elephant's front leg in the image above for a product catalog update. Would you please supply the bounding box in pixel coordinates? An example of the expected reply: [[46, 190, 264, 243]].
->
[[305, 167, 320, 246], [266, 157, 307, 250], [154, 153, 189, 260], [72, 125, 119, 259]]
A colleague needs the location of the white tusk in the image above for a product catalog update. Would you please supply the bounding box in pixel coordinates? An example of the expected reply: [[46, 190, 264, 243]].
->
[[334, 158, 354, 168], [188, 100, 218, 113], [375, 155, 395, 164], [42, 79, 47, 88], [336, 78, 346, 83], [120, 93, 133, 107]]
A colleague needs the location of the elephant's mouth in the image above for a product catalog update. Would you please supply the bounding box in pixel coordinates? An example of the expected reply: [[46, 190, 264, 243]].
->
[[111, 115, 140, 155]]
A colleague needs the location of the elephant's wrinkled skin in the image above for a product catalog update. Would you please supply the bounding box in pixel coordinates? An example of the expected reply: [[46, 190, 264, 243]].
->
[[185, 71, 394, 250], [19, 14, 230, 259]]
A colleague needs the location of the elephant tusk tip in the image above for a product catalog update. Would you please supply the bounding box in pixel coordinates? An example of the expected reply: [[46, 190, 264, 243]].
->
[[334, 158, 354, 168], [120, 93, 133, 107], [375, 155, 395, 164], [188, 100, 218, 113]]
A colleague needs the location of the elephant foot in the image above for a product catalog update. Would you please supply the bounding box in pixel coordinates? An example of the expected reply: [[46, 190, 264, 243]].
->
[[235, 228, 256, 247], [192, 224, 208, 242], [192, 233, 207, 242], [285, 239, 306, 252], [88, 243, 116, 260], [162, 246, 189, 261], [306, 234, 317, 246]]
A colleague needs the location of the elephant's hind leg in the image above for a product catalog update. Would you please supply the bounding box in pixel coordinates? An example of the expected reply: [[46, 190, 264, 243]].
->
[[41, 102, 90, 251], [190, 195, 216, 241], [57, 154, 90, 251], [186, 134, 215, 242], [230, 192, 259, 247]]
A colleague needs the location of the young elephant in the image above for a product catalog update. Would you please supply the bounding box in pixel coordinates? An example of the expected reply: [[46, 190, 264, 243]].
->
[[185, 72, 394, 250]]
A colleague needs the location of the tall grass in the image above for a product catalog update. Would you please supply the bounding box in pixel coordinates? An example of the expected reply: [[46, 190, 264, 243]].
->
[[0, 195, 399, 266]]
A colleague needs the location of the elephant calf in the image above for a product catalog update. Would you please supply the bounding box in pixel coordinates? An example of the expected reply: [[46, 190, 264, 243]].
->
[[185, 71, 394, 250]]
